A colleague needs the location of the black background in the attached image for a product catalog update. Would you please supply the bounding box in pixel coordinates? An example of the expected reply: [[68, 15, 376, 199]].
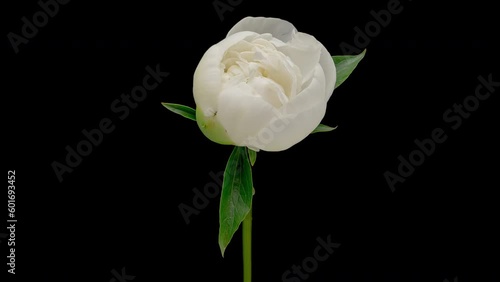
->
[[3, 0, 499, 281]]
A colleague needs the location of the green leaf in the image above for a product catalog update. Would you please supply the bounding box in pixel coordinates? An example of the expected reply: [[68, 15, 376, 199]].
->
[[161, 103, 196, 121], [311, 124, 338, 134], [332, 49, 366, 89], [219, 146, 253, 257], [247, 148, 257, 166]]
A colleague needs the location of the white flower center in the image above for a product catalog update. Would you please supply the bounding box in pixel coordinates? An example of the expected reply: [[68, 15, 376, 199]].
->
[[221, 34, 302, 108]]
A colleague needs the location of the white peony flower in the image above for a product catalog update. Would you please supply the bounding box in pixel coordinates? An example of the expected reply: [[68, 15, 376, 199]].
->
[[193, 16, 336, 151]]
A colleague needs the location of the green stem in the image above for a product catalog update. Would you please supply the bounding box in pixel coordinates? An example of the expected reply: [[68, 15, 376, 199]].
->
[[243, 206, 252, 282]]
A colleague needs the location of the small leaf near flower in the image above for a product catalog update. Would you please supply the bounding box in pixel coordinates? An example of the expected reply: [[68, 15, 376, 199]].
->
[[247, 148, 257, 166], [332, 49, 366, 89], [161, 103, 196, 121], [311, 124, 338, 134]]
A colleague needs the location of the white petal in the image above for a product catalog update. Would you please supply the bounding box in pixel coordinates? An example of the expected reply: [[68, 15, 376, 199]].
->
[[252, 45, 301, 98], [216, 82, 276, 147], [227, 17, 297, 43], [318, 45, 336, 100], [263, 102, 326, 151], [283, 65, 326, 114], [277, 32, 322, 84], [193, 31, 259, 116], [247, 76, 288, 108], [260, 65, 327, 151]]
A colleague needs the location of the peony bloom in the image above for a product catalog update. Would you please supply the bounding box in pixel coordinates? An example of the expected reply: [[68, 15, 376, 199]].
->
[[193, 17, 336, 151]]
